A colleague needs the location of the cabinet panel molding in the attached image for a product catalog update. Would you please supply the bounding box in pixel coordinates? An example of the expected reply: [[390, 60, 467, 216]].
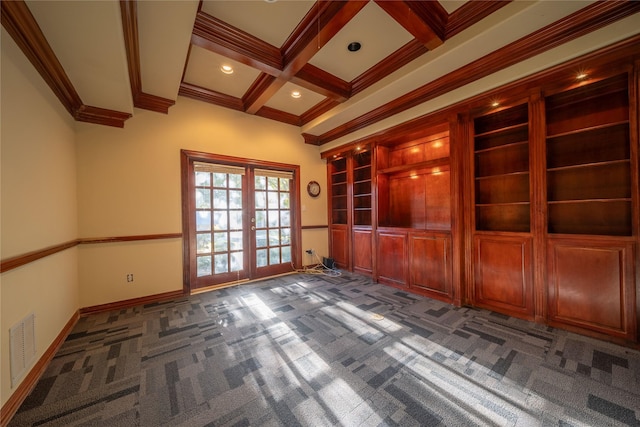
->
[[353, 229, 373, 275], [547, 239, 635, 339], [410, 233, 452, 301], [329, 227, 349, 269], [474, 235, 534, 319], [377, 231, 408, 287]]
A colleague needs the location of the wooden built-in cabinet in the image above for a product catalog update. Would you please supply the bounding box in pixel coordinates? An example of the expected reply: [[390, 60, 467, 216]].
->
[[468, 69, 637, 342], [327, 145, 374, 273], [471, 102, 535, 319], [328, 157, 349, 269], [376, 126, 455, 303], [324, 44, 639, 346], [542, 72, 637, 341], [327, 123, 458, 304]]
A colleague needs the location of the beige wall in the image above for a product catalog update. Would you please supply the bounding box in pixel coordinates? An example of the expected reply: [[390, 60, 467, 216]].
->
[[1, 30, 79, 406], [1, 28, 328, 407], [75, 97, 328, 308]]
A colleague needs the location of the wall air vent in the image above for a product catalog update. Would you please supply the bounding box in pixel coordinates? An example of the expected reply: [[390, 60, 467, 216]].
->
[[10, 312, 37, 387]]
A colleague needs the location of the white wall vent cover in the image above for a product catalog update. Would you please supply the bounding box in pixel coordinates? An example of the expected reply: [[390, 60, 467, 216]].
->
[[10, 312, 36, 387]]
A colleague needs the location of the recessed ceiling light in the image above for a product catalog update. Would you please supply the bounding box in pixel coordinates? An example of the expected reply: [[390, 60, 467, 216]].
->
[[576, 72, 588, 80], [291, 91, 302, 99], [220, 65, 234, 75], [264, 0, 277, 3], [491, 101, 500, 108], [347, 42, 361, 52]]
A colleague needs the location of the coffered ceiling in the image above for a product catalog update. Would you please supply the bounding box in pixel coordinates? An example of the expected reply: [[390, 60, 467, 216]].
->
[[2, 0, 640, 147]]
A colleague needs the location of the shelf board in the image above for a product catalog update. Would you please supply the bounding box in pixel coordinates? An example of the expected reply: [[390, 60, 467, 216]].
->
[[353, 164, 371, 172], [475, 171, 529, 180], [354, 179, 372, 185], [354, 193, 371, 198], [546, 158, 630, 173], [474, 122, 527, 139], [476, 202, 530, 207], [547, 198, 631, 204], [546, 120, 629, 140], [474, 140, 528, 154], [377, 157, 449, 175]]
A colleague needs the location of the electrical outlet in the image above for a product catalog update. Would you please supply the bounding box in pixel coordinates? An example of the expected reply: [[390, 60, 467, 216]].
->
[[126, 273, 134, 282]]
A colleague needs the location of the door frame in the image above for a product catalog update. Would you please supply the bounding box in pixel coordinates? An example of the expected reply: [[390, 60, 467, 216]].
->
[[180, 149, 302, 293]]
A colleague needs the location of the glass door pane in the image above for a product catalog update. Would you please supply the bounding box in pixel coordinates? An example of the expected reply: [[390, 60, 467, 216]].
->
[[194, 168, 247, 287], [253, 173, 292, 276]]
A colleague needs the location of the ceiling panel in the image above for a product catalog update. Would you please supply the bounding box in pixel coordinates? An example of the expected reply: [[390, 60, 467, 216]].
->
[[308, 1, 413, 82], [265, 82, 327, 115], [183, 47, 262, 98], [200, 0, 315, 48], [137, 0, 199, 100]]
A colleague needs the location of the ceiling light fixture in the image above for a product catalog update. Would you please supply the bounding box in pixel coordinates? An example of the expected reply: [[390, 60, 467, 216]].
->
[[347, 42, 361, 52], [291, 90, 302, 99], [220, 65, 234, 75], [576, 72, 588, 80]]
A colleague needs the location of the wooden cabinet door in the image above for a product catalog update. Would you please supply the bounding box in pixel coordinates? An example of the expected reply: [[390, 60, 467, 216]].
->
[[353, 229, 373, 275], [376, 231, 408, 287], [330, 226, 349, 269], [410, 233, 452, 302], [547, 238, 635, 340], [474, 235, 534, 320]]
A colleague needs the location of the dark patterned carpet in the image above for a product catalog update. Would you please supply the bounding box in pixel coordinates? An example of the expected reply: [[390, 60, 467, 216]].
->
[[9, 273, 640, 426]]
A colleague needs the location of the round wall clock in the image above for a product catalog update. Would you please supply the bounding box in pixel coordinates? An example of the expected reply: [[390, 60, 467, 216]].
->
[[307, 180, 321, 197]]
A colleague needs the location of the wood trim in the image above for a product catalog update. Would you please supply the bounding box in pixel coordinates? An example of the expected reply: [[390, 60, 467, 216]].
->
[[293, 64, 351, 101], [132, 93, 175, 115], [79, 233, 183, 244], [374, 1, 444, 50], [302, 133, 323, 146], [79, 289, 185, 315], [351, 40, 428, 97], [255, 106, 300, 127], [119, 0, 175, 114], [1, 234, 183, 273], [191, 10, 282, 75], [74, 105, 132, 128], [445, 1, 512, 39], [0, 240, 79, 273], [313, 1, 640, 145], [243, 73, 283, 115], [300, 99, 341, 127], [178, 82, 244, 111], [0, 0, 131, 128], [301, 225, 329, 230], [0, 310, 80, 427]]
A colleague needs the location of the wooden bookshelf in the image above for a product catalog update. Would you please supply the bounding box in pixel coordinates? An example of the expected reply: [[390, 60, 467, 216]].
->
[[377, 131, 451, 230], [329, 157, 348, 225], [352, 150, 372, 227], [473, 103, 530, 233], [545, 74, 631, 236]]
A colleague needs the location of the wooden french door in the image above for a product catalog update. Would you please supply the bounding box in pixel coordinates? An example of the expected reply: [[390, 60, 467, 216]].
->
[[181, 151, 300, 291]]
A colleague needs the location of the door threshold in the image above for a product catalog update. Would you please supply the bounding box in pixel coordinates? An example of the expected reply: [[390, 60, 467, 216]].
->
[[189, 271, 297, 295]]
